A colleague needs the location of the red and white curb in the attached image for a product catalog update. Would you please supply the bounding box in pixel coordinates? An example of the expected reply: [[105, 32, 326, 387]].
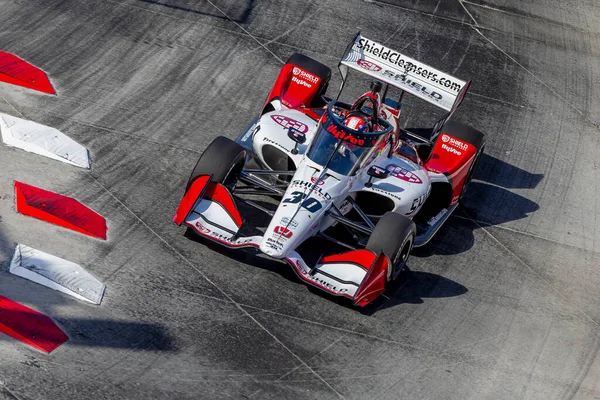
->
[[10, 244, 105, 305], [15, 181, 108, 240], [0, 113, 90, 168], [0, 295, 68, 353]]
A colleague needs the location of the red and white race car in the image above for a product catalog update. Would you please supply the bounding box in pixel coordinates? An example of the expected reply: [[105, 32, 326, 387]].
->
[[174, 33, 485, 307]]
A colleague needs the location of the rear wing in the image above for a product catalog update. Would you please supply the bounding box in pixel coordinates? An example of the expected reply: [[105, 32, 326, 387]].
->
[[339, 33, 469, 112]]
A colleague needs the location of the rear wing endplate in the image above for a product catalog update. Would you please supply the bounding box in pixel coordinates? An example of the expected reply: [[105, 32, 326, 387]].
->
[[339, 33, 469, 112]]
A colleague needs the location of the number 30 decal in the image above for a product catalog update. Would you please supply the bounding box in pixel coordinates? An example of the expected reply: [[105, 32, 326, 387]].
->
[[283, 191, 322, 212]]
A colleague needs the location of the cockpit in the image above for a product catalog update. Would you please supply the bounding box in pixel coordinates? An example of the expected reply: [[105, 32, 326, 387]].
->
[[306, 101, 393, 176]]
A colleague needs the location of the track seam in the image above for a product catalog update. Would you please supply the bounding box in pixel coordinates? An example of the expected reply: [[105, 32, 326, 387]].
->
[[463, 212, 600, 327], [87, 175, 345, 399], [204, 0, 285, 64], [247, 270, 415, 397]]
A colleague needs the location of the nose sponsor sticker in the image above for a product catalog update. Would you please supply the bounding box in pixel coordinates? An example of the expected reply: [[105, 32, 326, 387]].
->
[[386, 164, 423, 184], [274, 226, 293, 239], [270, 115, 309, 133]]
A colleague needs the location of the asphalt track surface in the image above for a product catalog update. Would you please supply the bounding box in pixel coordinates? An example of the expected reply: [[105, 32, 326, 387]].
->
[[1, 0, 599, 399]]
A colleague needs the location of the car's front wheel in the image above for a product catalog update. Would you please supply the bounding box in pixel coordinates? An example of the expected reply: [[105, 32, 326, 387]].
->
[[187, 136, 246, 190], [366, 211, 416, 281]]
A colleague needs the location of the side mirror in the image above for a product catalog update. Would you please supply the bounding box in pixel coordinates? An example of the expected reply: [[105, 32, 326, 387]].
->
[[365, 165, 389, 188], [287, 127, 306, 144], [288, 127, 306, 155]]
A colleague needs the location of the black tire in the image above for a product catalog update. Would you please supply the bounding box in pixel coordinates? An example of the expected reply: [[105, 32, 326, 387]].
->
[[366, 212, 416, 281], [187, 136, 246, 190], [285, 53, 331, 108]]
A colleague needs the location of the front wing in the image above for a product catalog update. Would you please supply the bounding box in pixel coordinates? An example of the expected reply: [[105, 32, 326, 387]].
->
[[174, 175, 391, 307]]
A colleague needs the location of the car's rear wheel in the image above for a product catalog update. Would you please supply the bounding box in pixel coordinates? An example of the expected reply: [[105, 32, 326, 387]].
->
[[366, 212, 416, 281], [187, 136, 246, 190]]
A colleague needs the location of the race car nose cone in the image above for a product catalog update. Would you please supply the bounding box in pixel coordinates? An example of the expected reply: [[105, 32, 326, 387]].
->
[[259, 241, 286, 259]]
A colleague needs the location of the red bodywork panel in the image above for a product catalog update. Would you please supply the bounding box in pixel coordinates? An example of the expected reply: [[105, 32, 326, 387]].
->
[[321, 249, 377, 267], [173, 175, 243, 228], [0, 51, 55, 94], [353, 253, 390, 307], [425, 132, 477, 204], [15, 182, 107, 239], [173, 175, 211, 225], [0, 295, 68, 353], [264, 64, 322, 110]]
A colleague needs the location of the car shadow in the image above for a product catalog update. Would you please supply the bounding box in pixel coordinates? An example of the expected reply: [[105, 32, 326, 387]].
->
[[360, 268, 468, 314], [474, 153, 544, 189], [299, 268, 467, 313], [415, 153, 542, 256]]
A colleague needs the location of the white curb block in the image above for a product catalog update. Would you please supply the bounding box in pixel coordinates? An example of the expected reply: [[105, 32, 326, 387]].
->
[[10, 244, 105, 305], [0, 113, 90, 168]]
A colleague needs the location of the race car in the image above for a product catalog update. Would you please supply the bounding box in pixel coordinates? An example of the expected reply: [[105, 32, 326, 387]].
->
[[174, 33, 485, 307]]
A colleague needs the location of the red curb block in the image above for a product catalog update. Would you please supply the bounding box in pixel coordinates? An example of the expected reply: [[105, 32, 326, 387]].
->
[[0, 51, 55, 94], [0, 295, 68, 353], [15, 182, 107, 240]]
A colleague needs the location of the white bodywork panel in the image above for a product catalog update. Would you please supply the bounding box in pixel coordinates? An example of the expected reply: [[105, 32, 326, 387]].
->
[[340, 34, 466, 111]]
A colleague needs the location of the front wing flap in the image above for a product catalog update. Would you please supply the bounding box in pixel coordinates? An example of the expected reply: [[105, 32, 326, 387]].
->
[[286, 249, 390, 307]]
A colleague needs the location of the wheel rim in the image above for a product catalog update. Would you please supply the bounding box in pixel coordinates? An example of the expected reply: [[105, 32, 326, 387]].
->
[[223, 157, 245, 189], [393, 234, 414, 277]]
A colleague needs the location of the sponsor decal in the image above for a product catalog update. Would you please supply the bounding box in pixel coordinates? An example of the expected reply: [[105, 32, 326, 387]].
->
[[382, 70, 443, 101], [428, 208, 448, 226], [441, 134, 468, 151], [372, 187, 401, 201], [291, 180, 331, 200], [326, 122, 366, 146], [240, 124, 259, 142], [274, 226, 293, 239], [263, 136, 289, 152], [213, 231, 235, 243], [195, 222, 210, 234], [310, 176, 324, 185], [270, 115, 309, 133], [292, 67, 319, 84], [280, 217, 298, 228], [309, 274, 349, 293], [291, 76, 312, 88], [291, 258, 350, 293], [441, 143, 462, 156], [266, 237, 283, 250], [339, 199, 352, 215], [355, 38, 463, 92], [321, 112, 377, 147], [386, 165, 423, 184], [357, 59, 382, 72]]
